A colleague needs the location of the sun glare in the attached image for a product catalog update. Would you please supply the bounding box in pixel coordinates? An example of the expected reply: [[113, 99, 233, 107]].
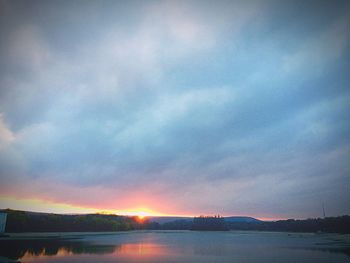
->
[[136, 211, 151, 220]]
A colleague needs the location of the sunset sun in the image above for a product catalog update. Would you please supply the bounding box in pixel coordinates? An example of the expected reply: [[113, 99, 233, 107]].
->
[[136, 210, 152, 220]]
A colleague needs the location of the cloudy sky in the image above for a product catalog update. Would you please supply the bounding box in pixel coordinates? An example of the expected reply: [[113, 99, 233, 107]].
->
[[0, 0, 349, 219]]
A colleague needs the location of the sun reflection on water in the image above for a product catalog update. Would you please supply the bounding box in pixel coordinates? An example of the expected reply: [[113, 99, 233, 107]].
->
[[19, 242, 170, 262]]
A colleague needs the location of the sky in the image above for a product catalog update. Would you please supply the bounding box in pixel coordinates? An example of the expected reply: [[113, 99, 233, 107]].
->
[[0, 0, 349, 220]]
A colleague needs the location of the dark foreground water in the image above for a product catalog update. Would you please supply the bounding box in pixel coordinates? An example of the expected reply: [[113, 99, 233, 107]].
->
[[0, 231, 350, 263]]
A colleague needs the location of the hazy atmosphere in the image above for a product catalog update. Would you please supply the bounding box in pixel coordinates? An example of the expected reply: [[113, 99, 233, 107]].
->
[[0, 0, 350, 219]]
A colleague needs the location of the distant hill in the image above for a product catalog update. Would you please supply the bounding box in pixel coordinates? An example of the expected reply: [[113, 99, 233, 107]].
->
[[192, 216, 229, 231], [148, 216, 261, 224], [148, 217, 192, 224], [224, 216, 261, 223]]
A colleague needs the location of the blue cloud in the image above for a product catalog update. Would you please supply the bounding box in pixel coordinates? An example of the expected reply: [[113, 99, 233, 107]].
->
[[0, 0, 349, 218]]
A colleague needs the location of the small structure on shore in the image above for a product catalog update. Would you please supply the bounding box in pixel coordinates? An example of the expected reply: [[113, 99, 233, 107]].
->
[[0, 212, 7, 234], [191, 215, 228, 231]]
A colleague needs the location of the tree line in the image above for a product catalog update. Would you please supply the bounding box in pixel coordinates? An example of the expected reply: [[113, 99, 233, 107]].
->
[[3, 209, 143, 232], [2, 209, 350, 233], [153, 216, 350, 233], [225, 216, 350, 233]]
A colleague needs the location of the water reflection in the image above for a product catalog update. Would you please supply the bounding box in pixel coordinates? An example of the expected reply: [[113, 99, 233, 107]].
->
[[0, 232, 349, 263], [0, 238, 172, 262], [0, 238, 117, 260]]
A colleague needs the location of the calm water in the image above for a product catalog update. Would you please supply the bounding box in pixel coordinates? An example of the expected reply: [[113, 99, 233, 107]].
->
[[0, 231, 349, 262]]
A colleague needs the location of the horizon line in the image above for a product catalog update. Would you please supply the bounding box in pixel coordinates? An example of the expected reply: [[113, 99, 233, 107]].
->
[[1, 207, 327, 222]]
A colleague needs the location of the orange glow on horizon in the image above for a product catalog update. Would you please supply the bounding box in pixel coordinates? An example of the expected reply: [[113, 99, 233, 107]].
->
[[0, 196, 194, 217], [0, 196, 288, 220]]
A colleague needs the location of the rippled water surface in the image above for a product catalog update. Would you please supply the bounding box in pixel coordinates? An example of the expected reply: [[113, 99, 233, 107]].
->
[[0, 231, 349, 262]]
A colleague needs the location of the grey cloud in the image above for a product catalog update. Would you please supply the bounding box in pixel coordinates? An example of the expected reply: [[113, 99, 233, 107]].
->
[[0, 0, 349, 218]]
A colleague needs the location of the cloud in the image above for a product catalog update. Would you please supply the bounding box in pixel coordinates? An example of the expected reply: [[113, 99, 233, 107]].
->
[[0, 114, 14, 149], [6, 25, 51, 70], [0, 0, 349, 218], [282, 12, 350, 75]]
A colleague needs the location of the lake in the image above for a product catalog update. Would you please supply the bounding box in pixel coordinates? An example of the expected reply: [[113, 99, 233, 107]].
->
[[0, 230, 349, 262]]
